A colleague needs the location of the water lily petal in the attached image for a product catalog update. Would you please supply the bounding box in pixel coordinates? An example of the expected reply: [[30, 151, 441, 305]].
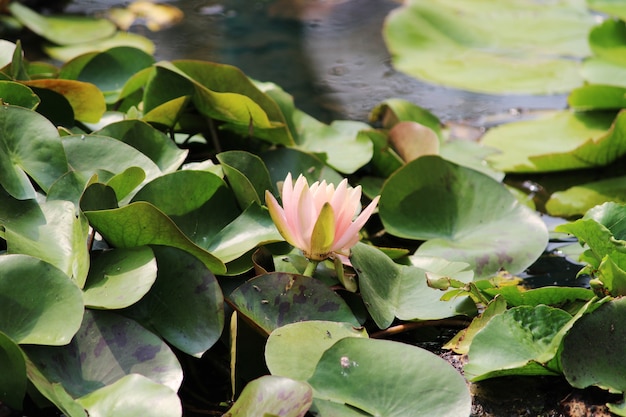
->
[[333, 196, 380, 251]]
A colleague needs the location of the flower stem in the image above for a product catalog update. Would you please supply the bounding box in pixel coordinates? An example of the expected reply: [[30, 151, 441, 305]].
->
[[303, 260, 319, 277]]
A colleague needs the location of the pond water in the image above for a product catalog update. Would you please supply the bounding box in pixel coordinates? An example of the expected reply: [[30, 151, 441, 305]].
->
[[65, 0, 567, 123]]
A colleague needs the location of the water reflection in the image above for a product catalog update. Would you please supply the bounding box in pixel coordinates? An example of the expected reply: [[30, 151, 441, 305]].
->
[[64, 0, 568, 122]]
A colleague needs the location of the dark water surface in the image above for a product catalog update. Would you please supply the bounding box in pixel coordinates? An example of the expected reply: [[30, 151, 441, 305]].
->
[[66, 0, 567, 123]]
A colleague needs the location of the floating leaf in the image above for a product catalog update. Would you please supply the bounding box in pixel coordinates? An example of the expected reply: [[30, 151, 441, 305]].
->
[[75, 374, 182, 417], [124, 246, 224, 358], [8, 2, 116, 46], [82, 247, 157, 309], [23, 309, 183, 398], [464, 305, 572, 381], [562, 297, 626, 393], [351, 243, 475, 329], [0, 254, 84, 345], [546, 175, 626, 218], [1, 196, 90, 286], [308, 337, 471, 416], [85, 202, 226, 275], [0, 105, 68, 199], [0, 331, 26, 410], [228, 273, 359, 335], [217, 150, 273, 208], [0, 80, 39, 109], [224, 375, 312, 417], [384, 0, 592, 94], [379, 156, 547, 278], [481, 110, 625, 173], [24, 79, 106, 123], [44, 32, 156, 63], [266, 321, 368, 381]]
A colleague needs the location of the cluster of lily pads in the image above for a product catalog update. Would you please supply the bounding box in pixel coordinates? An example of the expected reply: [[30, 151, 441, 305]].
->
[[2, 0, 626, 416]]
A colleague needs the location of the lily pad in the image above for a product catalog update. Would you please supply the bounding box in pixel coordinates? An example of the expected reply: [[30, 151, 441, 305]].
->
[[44, 32, 155, 63], [24, 79, 106, 123], [351, 243, 476, 329], [0, 331, 26, 409], [379, 156, 548, 278], [0, 80, 39, 109], [265, 321, 368, 381], [82, 246, 157, 309], [384, 0, 592, 94], [224, 375, 312, 417], [23, 309, 183, 398], [0, 254, 84, 345], [124, 246, 224, 358], [307, 337, 471, 416], [228, 273, 359, 335], [561, 297, 626, 393], [0, 105, 68, 199], [481, 110, 625, 173], [546, 175, 626, 218]]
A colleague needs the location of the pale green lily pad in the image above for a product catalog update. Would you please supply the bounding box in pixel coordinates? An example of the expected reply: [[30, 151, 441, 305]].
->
[[379, 156, 548, 278], [266, 321, 368, 381], [76, 374, 182, 417], [8, 2, 116, 46], [582, 58, 626, 88], [588, 0, 626, 20], [224, 375, 312, 417], [464, 305, 572, 381], [481, 110, 623, 173], [307, 337, 471, 416], [0, 254, 84, 345], [44, 32, 155, 62], [546, 175, 626, 218], [82, 246, 157, 309], [1, 196, 90, 287], [384, 0, 593, 94], [351, 243, 475, 329], [0, 105, 68, 199]]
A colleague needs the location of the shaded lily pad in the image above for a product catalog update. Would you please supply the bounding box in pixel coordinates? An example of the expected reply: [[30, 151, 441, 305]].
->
[[379, 156, 548, 278], [0, 80, 39, 109], [0, 254, 84, 345], [0, 331, 26, 409], [308, 337, 471, 416], [384, 0, 592, 94], [228, 273, 359, 335], [217, 150, 273, 208], [124, 246, 224, 358], [23, 309, 183, 398], [224, 375, 312, 417], [24, 79, 106, 123], [546, 175, 626, 218]]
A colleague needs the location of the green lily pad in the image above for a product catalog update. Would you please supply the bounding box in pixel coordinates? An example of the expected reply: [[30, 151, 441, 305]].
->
[[307, 337, 471, 416], [0, 331, 26, 409], [0, 254, 84, 345], [217, 150, 273, 208], [44, 32, 156, 63], [228, 273, 360, 335], [83, 246, 157, 309], [95, 119, 188, 173], [124, 246, 224, 358], [546, 175, 626, 218], [24, 79, 106, 123], [351, 243, 476, 329], [85, 202, 226, 275], [8, 2, 116, 46], [23, 309, 183, 398], [261, 147, 344, 188], [0, 105, 68, 199], [384, 0, 592, 94], [224, 375, 312, 417], [379, 156, 548, 278], [562, 297, 626, 393], [1, 196, 90, 287], [582, 58, 626, 88], [76, 374, 181, 417], [568, 85, 626, 110], [464, 305, 573, 381], [481, 110, 626, 173], [0, 80, 39, 109], [266, 321, 368, 381]]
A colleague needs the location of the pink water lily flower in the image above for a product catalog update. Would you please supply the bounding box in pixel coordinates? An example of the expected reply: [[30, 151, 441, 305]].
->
[[265, 173, 380, 263]]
